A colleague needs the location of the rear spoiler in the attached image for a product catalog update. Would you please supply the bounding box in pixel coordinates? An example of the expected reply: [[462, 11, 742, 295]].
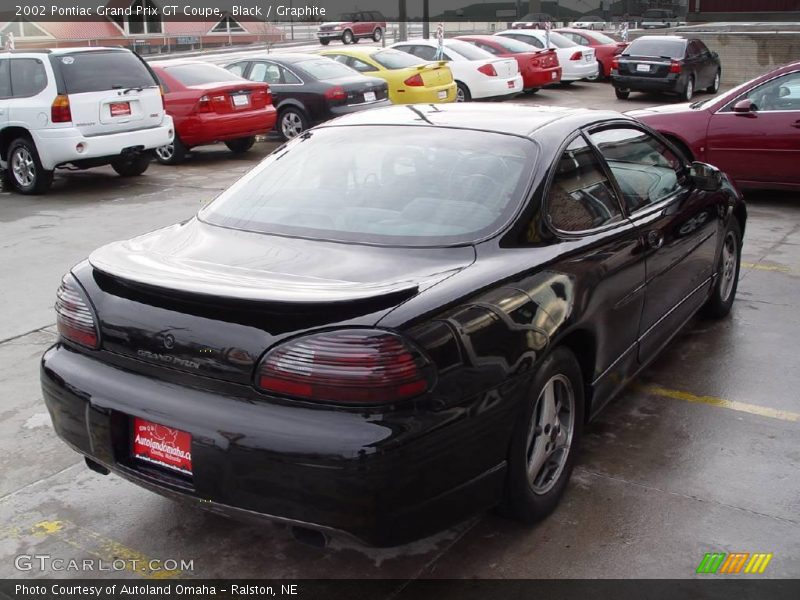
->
[[417, 61, 448, 70]]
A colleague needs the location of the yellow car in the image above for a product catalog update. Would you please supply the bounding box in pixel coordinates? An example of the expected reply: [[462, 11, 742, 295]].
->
[[319, 47, 456, 104]]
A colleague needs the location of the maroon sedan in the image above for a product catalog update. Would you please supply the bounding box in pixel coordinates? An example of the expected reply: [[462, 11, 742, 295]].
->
[[151, 62, 277, 165], [631, 61, 800, 191], [456, 34, 561, 91], [556, 28, 627, 80]]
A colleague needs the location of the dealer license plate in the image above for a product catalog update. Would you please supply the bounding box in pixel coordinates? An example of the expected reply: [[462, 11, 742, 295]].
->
[[132, 417, 192, 475], [636, 63, 651, 72], [109, 102, 131, 117], [364, 91, 377, 102], [232, 94, 250, 107]]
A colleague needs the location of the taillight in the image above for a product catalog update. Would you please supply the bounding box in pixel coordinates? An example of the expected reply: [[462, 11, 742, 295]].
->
[[530, 58, 540, 68], [196, 95, 213, 113], [51, 95, 72, 123], [477, 63, 497, 76], [569, 51, 583, 61], [256, 329, 434, 404], [670, 60, 682, 73], [159, 85, 165, 110], [403, 73, 424, 86], [324, 86, 347, 101], [55, 274, 99, 349], [612, 57, 620, 70]]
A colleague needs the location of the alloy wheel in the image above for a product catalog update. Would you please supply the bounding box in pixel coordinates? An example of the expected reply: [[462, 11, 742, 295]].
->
[[155, 144, 174, 161], [525, 374, 576, 495], [12, 147, 36, 187], [456, 87, 466, 102], [281, 112, 304, 138], [685, 78, 693, 101], [720, 230, 738, 302]]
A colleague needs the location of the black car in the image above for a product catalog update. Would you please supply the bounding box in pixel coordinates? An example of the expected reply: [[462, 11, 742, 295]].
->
[[611, 36, 721, 102], [42, 104, 745, 547], [226, 53, 390, 140]]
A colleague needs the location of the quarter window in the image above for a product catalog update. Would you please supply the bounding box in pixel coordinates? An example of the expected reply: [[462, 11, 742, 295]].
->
[[0, 60, 10, 98], [589, 127, 683, 212], [10, 58, 47, 97], [547, 136, 624, 232]]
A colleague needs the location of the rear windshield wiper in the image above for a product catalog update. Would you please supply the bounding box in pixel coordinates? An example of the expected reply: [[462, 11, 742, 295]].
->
[[112, 85, 157, 94]]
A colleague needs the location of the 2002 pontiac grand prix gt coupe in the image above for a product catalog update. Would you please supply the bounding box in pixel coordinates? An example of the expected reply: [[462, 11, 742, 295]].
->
[[42, 104, 746, 547]]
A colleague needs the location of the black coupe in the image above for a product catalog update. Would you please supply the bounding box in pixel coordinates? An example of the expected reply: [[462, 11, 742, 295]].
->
[[42, 104, 745, 547], [226, 53, 390, 140]]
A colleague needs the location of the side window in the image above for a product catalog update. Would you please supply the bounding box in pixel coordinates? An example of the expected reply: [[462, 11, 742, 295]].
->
[[227, 62, 247, 77], [410, 45, 437, 61], [281, 66, 301, 84], [347, 57, 375, 73], [547, 136, 624, 232], [0, 60, 11, 98], [475, 42, 500, 55], [522, 35, 544, 49], [250, 62, 281, 84], [687, 41, 700, 58], [696, 40, 710, 55], [589, 127, 684, 213], [737, 71, 800, 112], [10, 58, 47, 97]]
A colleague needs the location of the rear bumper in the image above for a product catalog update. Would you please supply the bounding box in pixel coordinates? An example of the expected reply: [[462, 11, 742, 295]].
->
[[562, 60, 599, 81], [612, 72, 683, 93], [32, 119, 174, 170], [391, 82, 456, 104], [40, 343, 508, 547], [523, 66, 561, 88], [471, 74, 524, 100], [177, 107, 277, 147]]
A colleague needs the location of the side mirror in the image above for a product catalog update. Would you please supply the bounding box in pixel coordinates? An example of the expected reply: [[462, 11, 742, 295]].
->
[[690, 161, 723, 192], [732, 99, 757, 115]]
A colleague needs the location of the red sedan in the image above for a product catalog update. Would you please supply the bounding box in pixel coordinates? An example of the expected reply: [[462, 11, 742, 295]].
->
[[631, 61, 800, 191], [151, 62, 277, 165], [455, 34, 561, 91], [555, 28, 627, 80]]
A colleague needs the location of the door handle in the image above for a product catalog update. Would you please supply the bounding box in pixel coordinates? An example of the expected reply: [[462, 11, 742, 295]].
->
[[646, 230, 664, 250], [792, 120, 800, 129]]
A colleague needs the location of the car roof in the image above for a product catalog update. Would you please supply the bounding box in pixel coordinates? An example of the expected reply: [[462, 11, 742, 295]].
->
[[0, 46, 131, 56], [251, 53, 332, 64], [456, 34, 500, 42], [631, 35, 686, 41], [498, 29, 545, 36], [320, 103, 627, 139]]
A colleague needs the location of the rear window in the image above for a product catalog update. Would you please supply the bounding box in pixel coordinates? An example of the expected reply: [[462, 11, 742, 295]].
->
[[164, 64, 243, 86], [297, 58, 356, 80], [200, 126, 536, 247], [492, 36, 540, 53], [372, 49, 426, 69], [444, 40, 493, 61], [589, 31, 617, 45], [624, 38, 685, 58], [548, 32, 578, 49], [57, 51, 156, 94]]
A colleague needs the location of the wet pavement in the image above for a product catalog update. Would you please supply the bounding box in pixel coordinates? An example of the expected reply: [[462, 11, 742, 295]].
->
[[1, 79, 798, 581]]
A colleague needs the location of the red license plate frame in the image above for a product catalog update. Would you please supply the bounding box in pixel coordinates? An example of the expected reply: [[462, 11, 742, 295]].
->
[[109, 102, 131, 117], [132, 417, 192, 475]]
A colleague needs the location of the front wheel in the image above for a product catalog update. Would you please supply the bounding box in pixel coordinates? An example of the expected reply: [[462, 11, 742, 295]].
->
[[7, 137, 53, 194], [225, 137, 256, 154], [373, 27, 383, 42], [615, 87, 630, 99], [501, 347, 585, 523], [702, 219, 742, 319], [707, 70, 721, 94], [111, 153, 151, 177], [455, 81, 471, 102]]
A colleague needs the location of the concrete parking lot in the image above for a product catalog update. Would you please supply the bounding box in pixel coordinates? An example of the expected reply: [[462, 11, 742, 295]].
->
[[1, 78, 798, 581]]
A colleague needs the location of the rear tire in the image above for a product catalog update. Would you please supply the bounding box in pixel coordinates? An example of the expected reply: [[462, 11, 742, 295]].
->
[[111, 153, 151, 177], [153, 136, 187, 165], [455, 81, 471, 102], [524, 87, 540, 94], [682, 76, 694, 102], [7, 137, 53, 195], [277, 107, 308, 140], [702, 219, 742, 319], [342, 30, 353, 44], [225, 137, 256, 154], [707, 69, 721, 94], [373, 27, 383, 42], [615, 87, 630, 99], [501, 347, 585, 523]]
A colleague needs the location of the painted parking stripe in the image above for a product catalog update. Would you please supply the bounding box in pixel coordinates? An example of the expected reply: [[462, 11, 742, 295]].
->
[[741, 261, 793, 273], [635, 384, 800, 423]]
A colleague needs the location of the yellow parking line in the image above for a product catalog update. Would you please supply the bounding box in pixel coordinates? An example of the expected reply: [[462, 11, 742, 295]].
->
[[741, 261, 793, 273], [29, 519, 183, 579], [635, 384, 800, 423]]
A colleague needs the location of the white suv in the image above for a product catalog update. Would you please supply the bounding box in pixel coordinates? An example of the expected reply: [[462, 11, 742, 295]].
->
[[0, 47, 174, 194]]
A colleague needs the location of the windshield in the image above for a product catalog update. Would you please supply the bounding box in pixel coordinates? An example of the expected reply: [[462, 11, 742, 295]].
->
[[58, 51, 156, 94], [165, 64, 243, 86], [624, 38, 685, 58], [200, 125, 536, 247], [548, 32, 578, 49], [297, 58, 356, 80], [372, 49, 426, 69], [444, 40, 493, 61]]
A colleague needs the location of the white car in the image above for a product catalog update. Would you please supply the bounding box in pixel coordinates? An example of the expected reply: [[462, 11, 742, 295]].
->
[[496, 30, 599, 83], [571, 16, 607, 30], [0, 47, 174, 194], [390, 39, 523, 102]]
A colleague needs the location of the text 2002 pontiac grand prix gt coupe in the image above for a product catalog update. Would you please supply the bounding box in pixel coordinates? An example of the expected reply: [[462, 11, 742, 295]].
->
[[42, 104, 745, 547]]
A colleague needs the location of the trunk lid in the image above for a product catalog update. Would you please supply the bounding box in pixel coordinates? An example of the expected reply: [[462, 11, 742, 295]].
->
[[55, 49, 165, 137], [86, 219, 474, 383], [417, 62, 454, 86], [617, 55, 672, 77], [326, 76, 389, 106], [487, 58, 519, 78], [190, 82, 270, 114]]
